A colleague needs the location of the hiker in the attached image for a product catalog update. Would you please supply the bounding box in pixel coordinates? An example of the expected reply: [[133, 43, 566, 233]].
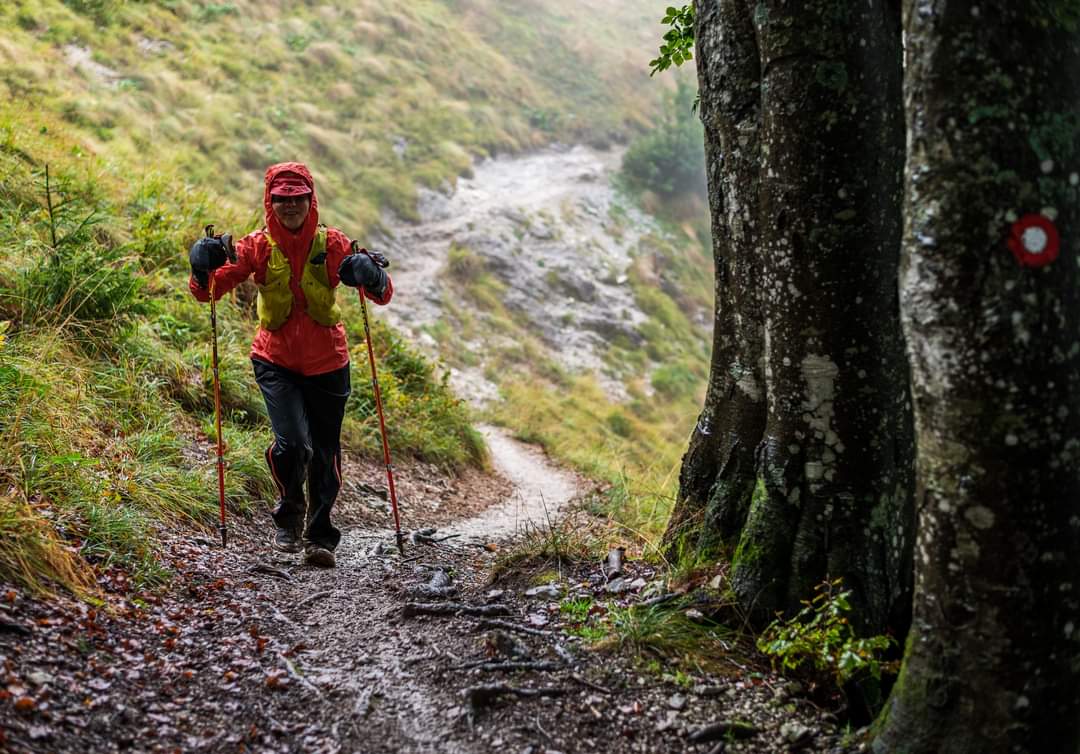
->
[[187, 162, 392, 568]]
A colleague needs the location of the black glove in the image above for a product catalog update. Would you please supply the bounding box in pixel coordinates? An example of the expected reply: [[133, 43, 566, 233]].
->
[[338, 252, 388, 293], [189, 235, 232, 288]]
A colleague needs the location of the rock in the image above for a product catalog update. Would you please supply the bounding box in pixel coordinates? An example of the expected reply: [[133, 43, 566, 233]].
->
[[27, 671, 55, 687], [655, 710, 680, 732], [692, 684, 727, 697], [485, 589, 505, 601], [780, 722, 814, 746], [685, 608, 705, 621], [526, 613, 550, 627], [605, 577, 629, 594], [667, 693, 687, 711], [639, 580, 666, 599], [629, 577, 647, 591], [525, 584, 562, 599]]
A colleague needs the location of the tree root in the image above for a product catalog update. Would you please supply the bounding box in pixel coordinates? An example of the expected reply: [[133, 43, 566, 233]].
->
[[402, 602, 511, 618], [470, 617, 551, 636], [458, 660, 561, 672], [464, 684, 567, 713]]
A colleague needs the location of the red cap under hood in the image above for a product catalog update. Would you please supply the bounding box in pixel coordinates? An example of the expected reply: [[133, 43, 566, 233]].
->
[[263, 162, 319, 253]]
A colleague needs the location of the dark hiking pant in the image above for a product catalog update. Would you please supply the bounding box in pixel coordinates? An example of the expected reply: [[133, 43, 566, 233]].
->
[[252, 359, 350, 551]]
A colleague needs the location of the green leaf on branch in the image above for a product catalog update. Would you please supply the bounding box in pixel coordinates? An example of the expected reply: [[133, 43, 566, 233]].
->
[[649, 4, 695, 77], [757, 578, 899, 689]]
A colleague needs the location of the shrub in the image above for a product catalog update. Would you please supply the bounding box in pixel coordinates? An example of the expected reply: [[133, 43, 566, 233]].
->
[[651, 361, 698, 399], [757, 578, 899, 689], [18, 245, 147, 328], [622, 79, 705, 198]]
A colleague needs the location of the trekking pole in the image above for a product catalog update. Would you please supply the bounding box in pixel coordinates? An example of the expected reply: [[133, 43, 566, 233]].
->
[[204, 225, 234, 548], [352, 242, 405, 555], [209, 275, 228, 548]]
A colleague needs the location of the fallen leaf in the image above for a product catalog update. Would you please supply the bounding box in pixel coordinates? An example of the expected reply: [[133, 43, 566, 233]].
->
[[265, 672, 289, 690], [13, 695, 35, 713]]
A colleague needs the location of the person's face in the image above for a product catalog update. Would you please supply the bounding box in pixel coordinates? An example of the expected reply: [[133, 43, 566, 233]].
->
[[271, 194, 311, 230]]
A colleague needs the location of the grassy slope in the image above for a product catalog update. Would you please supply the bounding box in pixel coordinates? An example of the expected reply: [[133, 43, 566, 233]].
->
[[1, 0, 663, 231], [0, 102, 483, 594], [0, 0, 707, 591]]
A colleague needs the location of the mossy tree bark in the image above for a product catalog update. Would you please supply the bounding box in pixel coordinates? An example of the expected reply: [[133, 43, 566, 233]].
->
[[873, 3, 1080, 752], [664, 0, 914, 636]]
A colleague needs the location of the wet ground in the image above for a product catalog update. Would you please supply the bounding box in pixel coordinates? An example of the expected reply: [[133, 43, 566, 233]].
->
[[0, 429, 849, 754]]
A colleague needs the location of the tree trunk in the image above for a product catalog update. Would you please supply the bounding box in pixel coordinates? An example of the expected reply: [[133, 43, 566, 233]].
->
[[664, 0, 767, 561], [874, 3, 1080, 752], [665, 0, 914, 636]]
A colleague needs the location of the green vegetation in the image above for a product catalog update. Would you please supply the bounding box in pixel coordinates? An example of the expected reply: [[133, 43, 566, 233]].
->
[[0, 0, 664, 234], [622, 80, 705, 198], [648, 5, 695, 76], [491, 515, 605, 583], [757, 579, 899, 690]]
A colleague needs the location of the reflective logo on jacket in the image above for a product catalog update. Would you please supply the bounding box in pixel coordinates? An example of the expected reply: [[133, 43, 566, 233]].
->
[[256, 226, 342, 330]]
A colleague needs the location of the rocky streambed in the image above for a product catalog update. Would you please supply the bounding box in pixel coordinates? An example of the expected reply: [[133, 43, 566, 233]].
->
[[374, 144, 662, 403]]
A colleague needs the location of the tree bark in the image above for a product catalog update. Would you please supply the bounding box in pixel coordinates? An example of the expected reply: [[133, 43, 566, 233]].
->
[[663, 0, 767, 561], [664, 0, 913, 636], [874, 3, 1080, 752]]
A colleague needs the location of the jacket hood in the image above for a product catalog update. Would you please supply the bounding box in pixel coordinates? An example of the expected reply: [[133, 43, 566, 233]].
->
[[263, 162, 319, 252]]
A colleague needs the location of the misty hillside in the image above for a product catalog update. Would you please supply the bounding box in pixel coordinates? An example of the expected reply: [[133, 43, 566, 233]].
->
[[0, 0, 711, 592]]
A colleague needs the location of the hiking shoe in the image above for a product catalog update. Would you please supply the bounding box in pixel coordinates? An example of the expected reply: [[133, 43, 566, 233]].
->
[[303, 544, 336, 568], [273, 526, 302, 554]]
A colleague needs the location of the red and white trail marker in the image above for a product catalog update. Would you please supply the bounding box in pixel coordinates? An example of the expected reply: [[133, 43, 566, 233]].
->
[[1007, 213, 1060, 268]]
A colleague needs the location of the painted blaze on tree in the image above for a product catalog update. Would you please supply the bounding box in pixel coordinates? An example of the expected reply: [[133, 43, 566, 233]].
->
[[664, 0, 914, 638]]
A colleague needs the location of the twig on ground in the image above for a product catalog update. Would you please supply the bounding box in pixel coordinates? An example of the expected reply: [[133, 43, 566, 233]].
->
[[247, 564, 292, 580], [0, 616, 31, 636], [270, 606, 297, 626], [688, 720, 760, 743], [457, 660, 561, 672], [464, 684, 567, 713], [277, 652, 322, 697], [297, 590, 333, 609], [535, 713, 553, 741], [570, 673, 611, 694], [470, 618, 551, 637], [403, 602, 511, 618], [638, 593, 679, 608]]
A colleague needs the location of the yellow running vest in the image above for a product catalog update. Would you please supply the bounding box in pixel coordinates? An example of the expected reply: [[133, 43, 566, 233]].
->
[[257, 226, 342, 330]]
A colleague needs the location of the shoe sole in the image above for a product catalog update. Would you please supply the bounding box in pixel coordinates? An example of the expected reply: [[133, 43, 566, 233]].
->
[[273, 541, 302, 554], [304, 550, 336, 568]]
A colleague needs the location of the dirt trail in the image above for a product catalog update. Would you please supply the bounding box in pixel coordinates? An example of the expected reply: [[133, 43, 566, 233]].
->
[[446, 426, 580, 540]]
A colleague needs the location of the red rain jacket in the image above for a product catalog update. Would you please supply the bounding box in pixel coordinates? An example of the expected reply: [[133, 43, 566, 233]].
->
[[189, 162, 393, 376]]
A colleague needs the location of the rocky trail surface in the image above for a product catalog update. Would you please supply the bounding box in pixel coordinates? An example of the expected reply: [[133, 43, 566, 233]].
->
[[0, 428, 845, 754], [375, 144, 663, 403]]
